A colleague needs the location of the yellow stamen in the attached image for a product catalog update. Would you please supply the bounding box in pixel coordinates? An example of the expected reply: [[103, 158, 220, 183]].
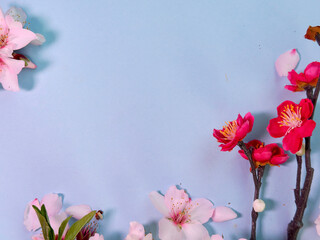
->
[[219, 120, 238, 140]]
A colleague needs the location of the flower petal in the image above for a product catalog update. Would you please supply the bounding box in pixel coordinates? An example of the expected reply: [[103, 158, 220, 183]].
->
[[24, 198, 41, 231], [267, 117, 288, 138], [158, 218, 183, 240], [282, 129, 302, 154], [31, 33, 46, 46], [32, 234, 45, 240], [50, 211, 69, 234], [299, 98, 314, 120], [188, 198, 214, 224], [275, 49, 300, 77], [304, 61, 320, 82], [298, 120, 316, 138], [5, 7, 27, 26], [182, 223, 210, 240], [149, 191, 170, 217], [40, 193, 63, 217], [164, 186, 189, 216], [212, 206, 237, 222], [65, 204, 92, 220]]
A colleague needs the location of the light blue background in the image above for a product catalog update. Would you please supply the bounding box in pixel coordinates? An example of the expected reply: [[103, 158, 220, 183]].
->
[[1, 0, 320, 239]]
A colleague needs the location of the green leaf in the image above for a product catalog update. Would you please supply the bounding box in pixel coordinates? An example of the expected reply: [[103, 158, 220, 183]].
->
[[32, 205, 55, 240], [64, 211, 96, 240], [41, 204, 51, 224], [58, 216, 72, 240]]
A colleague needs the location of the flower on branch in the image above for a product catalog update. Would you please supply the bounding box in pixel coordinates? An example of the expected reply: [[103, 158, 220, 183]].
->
[[285, 62, 320, 92], [267, 99, 316, 154], [149, 185, 213, 240], [238, 140, 288, 168], [213, 112, 254, 151]]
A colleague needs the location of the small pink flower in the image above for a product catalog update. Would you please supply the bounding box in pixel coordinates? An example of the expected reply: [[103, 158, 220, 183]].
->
[[125, 221, 153, 240], [0, 8, 36, 56], [213, 112, 254, 151], [149, 185, 213, 240]]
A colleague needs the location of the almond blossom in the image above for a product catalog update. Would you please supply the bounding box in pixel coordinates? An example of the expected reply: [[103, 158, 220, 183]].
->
[[149, 185, 213, 240], [267, 99, 316, 154], [125, 221, 152, 240], [0, 8, 36, 56], [213, 112, 254, 151]]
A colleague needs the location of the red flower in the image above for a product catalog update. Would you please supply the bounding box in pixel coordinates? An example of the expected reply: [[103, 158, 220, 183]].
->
[[213, 112, 254, 151], [286, 62, 320, 92], [238, 140, 289, 168], [267, 99, 316, 154]]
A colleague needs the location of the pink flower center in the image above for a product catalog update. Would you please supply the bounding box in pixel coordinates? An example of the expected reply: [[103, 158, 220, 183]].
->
[[278, 105, 302, 134], [219, 120, 238, 140], [168, 198, 194, 228]]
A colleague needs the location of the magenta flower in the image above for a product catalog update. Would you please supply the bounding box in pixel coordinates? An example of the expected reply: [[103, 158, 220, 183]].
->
[[0, 8, 36, 56], [267, 99, 316, 154], [238, 140, 289, 167], [213, 112, 254, 151], [149, 186, 213, 240]]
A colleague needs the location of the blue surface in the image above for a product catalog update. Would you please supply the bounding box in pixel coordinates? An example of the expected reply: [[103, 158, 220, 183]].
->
[[1, 0, 320, 239]]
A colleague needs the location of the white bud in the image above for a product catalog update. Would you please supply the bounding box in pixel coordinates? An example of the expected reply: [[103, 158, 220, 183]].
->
[[296, 143, 305, 156], [253, 199, 265, 212]]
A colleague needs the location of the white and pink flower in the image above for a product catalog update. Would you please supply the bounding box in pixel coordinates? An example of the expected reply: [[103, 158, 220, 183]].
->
[[149, 185, 214, 240]]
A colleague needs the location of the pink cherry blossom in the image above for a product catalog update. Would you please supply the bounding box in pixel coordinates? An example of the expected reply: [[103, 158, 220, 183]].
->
[[211, 206, 237, 222], [275, 49, 300, 77], [0, 8, 36, 56], [149, 185, 213, 240], [125, 221, 153, 240], [24, 193, 69, 239]]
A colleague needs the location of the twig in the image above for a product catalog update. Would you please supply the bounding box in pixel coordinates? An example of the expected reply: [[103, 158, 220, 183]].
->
[[238, 141, 265, 240]]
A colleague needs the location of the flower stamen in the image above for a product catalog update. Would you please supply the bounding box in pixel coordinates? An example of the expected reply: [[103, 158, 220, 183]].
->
[[219, 120, 238, 140], [278, 105, 302, 134]]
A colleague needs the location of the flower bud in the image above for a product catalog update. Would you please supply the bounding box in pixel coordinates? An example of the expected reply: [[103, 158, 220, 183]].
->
[[253, 199, 265, 212], [296, 143, 305, 156]]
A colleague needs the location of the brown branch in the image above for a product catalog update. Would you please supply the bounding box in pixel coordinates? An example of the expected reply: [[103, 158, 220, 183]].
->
[[294, 155, 302, 205], [287, 74, 320, 239], [238, 141, 265, 240]]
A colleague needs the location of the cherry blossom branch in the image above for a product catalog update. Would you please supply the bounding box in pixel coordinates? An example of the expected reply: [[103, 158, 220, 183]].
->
[[287, 76, 320, 239], [238, 141, 265, 240]]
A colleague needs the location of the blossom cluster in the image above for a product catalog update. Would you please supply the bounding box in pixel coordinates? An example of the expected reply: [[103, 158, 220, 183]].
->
[[0, 7, 45, 91]]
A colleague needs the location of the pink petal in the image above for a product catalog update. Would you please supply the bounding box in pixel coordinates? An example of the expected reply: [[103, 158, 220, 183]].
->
[[65, 204, 92, 220], [188, 198, 214, 224], [125, 221, 145, 240], [211, 235, 224, 240], [40, 193, 63, 217], [149, 191, 170, 217], [275, 49, 300, 77], [144, 234, 153, 240], [23, 198, 41, 231], [158, 218, 183, 240], [50, 211, 69, 234], [31, 33, 46, 46], [212, 206, 237, 222], [182, 223, 210, 240], [89, 233, 104, 240]]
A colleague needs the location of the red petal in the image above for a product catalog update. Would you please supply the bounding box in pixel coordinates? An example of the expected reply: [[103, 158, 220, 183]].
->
[[253, 148, 272, 162], [238, 150, 248, 160], [285, 85, 303, 92], [299, 98, 314, 120], [304, 61, 320, 82], [276, 100, 297, 116], [267, 117, 288, 138], [282, 129, 303, 154], [243, 112, 254, 132], [270, 154, 289, 165], [235, 120, 250, 140], [298, 120, 316, 138]]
